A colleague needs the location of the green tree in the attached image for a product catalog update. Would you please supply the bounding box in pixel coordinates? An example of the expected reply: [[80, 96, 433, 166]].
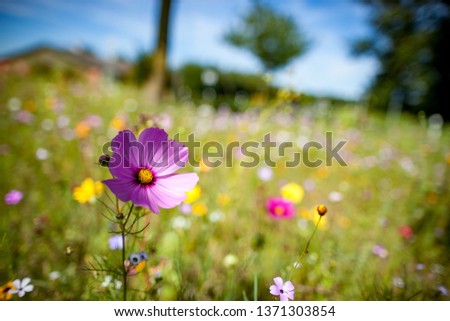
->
[[353, 0, 450, 120], [224, 2, 309, 71], [131, 51, 153, 86]]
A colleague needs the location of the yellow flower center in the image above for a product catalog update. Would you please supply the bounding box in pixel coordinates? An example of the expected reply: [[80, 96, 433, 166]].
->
[[274, 205, 285, 216], [138, 169, 153, 184]]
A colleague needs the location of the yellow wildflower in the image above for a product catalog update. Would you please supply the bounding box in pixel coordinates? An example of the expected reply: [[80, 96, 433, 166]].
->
[[0, 281, 15, 300], [75, 122, 91, 138], [199, 159, 212, 173], [300, 208, 314, 220], [73, 178, 103, 204], [192, 202, 208, 216], [111, 117, 126, 131], [184, 185, 201, 204], [281, 182, 304, 203], [217, 193, 230, 206]]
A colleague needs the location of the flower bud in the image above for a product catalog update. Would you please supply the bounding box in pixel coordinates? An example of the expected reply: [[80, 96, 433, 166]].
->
[[116, 213, 124, 220], [316, 205, 327, 216]]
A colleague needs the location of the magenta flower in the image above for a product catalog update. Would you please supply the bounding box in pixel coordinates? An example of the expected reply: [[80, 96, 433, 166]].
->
[[269, 277, 294, 301], [5, 190, 23, 205], [266, 197, 295, 219], [103, 128, 199, 213]]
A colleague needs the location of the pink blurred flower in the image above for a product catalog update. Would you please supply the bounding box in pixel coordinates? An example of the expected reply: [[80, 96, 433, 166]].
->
[[266, 197, 295, 219], [103, 128, 199, 213], [399, 225, 413, 240], [13, 110, 34, 124], [83, 114, 103, 128], [269, 277, 294, 301], [372, 243, 389, 259], [179, 203, 192, 214], [5, 190, 23, 205], [155, 113, 173, 130]]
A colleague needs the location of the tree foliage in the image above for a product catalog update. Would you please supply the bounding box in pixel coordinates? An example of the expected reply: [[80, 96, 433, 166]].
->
[[353, 0, 450, 120], [224, 2, 309, 71]]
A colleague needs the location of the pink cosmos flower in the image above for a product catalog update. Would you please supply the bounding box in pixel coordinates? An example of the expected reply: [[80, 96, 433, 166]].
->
[[266, 197, 295, 219], [269, 277, 294, 301], [103, 128, 199, 213], [5, 190, 23, 205]]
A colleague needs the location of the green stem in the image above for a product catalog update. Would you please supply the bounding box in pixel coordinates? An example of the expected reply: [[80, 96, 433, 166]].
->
[[121, 224, 127, 301], [123, 204, 134, 229], [288, 215, 322, 281], [120, 203, 134, 301]]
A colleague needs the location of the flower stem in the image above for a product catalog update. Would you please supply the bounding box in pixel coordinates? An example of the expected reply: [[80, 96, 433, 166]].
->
[[121, 203, 134, 301], [121, 225, 127, 301], [289, 215, 322, 281]]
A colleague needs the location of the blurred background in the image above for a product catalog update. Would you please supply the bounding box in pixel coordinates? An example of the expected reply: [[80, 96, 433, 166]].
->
[[0, 0, 449, 300]]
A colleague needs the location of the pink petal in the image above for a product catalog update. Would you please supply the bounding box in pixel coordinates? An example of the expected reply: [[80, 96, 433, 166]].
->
[[148, 183, 188, 209], [273, 277, 284, 288], [109, 130, 141, 178], [152, 142, 189, 176], [103, 178, 139, 202], [138, 128, 168, 167], [269, 285, 280, 296], [283, 281, 295, 292], [280, 293, 289, 301], [286, 291, 294, 300], [131, 186, 160, 213], [156, 173, 199, 193]]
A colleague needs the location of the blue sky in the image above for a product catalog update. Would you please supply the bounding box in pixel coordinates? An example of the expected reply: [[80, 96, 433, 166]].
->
[[0, 0, 377, 99]]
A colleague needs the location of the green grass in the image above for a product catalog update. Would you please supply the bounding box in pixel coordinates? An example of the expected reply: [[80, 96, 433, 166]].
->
[[1, 74, 449, 300]]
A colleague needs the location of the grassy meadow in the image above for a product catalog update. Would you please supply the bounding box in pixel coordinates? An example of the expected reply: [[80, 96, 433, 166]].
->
[[1, 73, 449, 300]]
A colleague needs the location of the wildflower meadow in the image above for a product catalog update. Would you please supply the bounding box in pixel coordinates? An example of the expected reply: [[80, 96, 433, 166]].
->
[[1, 72, 449, 301]]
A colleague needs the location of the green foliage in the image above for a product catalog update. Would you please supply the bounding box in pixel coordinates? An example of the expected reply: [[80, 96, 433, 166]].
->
[[173, 63, 275, 111], [353, 0, 450, 120], [224, 2, 309, 70], [130, 52, 154, 86]]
